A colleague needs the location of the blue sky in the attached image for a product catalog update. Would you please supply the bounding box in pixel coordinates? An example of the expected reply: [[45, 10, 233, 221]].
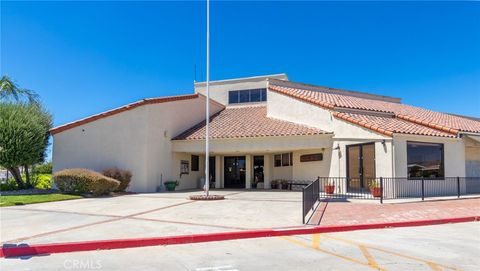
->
[[2, 0, 479, 130]]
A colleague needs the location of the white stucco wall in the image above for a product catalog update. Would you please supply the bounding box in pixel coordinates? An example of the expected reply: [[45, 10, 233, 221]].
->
[[393, 134, 466, 178], [52, 96, 223, 193]]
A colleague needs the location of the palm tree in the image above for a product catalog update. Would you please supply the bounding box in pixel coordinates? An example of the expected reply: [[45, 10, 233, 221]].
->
[[0, 75, 39, 104]]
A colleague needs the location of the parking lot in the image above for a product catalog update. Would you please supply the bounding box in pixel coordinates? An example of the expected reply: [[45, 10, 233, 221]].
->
[[1, 222, 478, 270]]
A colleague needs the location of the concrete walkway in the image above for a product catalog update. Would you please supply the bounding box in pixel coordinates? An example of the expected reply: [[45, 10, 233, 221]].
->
[[310, 198, 480, 225], [1, 190, 304, 245]]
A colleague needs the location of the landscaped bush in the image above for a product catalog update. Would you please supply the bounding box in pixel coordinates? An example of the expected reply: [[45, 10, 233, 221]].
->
[[32, 174, 53, 189], [54, 168, 120, 196], [0, 178, 18, 191], [34, 162, 53, 174], [102, 167, 132, 192]]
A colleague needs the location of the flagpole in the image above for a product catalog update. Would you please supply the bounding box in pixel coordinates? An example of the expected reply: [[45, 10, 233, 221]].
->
[[204, 0, 210, 197]]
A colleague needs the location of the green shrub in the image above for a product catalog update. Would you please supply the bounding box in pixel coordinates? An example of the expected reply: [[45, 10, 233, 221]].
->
[[32, 174, 53, 189], [102, 167, 132, 192], [0, 178, 18, 191], [34, 162, 53, 174], [54, 168, 120, 196]]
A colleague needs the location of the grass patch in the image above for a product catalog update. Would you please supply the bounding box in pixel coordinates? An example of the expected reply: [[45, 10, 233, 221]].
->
[[0, 193, 82, 207]]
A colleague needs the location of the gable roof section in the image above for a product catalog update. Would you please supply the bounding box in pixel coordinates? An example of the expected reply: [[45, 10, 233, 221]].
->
[[173, 105, 329, 140], [269, 79, 480, 137], [50, 94, 224, 135]]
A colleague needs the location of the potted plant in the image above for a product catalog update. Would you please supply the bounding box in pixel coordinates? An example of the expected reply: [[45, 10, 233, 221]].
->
[[369, 179, 382, 197], [270, 180, 278, 189], [164, 180, 179, 191], [324, 180, 335, 195], [281, 180, 289, 190]]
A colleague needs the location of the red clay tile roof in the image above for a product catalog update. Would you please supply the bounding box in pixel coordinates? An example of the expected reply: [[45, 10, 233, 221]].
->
[[173, 106, 329, 140], [333, 112, 456, 138], [269, 80, 480, 136], [50, 94, 223, 135]]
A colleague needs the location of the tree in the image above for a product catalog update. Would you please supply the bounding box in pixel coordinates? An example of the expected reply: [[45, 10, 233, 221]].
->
[[0, 75, 39, 104], [0, 103, 53, 188]]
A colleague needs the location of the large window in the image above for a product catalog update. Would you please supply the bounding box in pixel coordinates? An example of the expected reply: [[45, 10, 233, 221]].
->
[[228, 88, 267, 104], [407, 142, 444, 179], [274, 153, 293, 167]]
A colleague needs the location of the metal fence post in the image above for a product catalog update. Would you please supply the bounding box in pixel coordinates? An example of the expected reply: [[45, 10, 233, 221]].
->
[[380, 177, 383, 204], [421, 177, 425, 201], [302, 187, 305, 224], [457, 176, 460, 198]]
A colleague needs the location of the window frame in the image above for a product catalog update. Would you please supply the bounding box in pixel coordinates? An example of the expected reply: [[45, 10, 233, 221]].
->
[[274, 153, 293, 167], [228, 88, 267, 104], [406, 141, 445, 180]]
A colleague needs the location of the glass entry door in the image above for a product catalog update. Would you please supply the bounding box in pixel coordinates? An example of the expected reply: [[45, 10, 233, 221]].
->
[[224, 156, 246, 188], [347, 143, 375, 191]]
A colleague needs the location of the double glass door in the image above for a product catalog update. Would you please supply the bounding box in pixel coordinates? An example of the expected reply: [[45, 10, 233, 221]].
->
[[224, 156, 246, 188], [347, 143, 375, 191]]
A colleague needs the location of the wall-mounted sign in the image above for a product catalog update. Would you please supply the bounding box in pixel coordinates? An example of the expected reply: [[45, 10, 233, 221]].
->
[[180, 160, 189, 175], [300, 153, 323, 162]]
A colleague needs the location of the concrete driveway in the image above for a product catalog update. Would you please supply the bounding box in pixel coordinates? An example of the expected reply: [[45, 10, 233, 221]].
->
[[1, 190, 303, 245]]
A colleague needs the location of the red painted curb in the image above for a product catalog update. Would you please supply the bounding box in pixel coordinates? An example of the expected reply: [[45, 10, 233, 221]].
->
[[1, 216, 478, 258]]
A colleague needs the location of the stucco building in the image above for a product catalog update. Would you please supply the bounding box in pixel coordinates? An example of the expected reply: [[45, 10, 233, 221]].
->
[[51, 74, 480, 193]]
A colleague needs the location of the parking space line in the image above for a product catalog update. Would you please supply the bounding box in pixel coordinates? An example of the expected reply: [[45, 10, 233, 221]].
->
[[323, 235, 460, 271], [279, 236, 378, 269], [359, 245, 383, 270], [311, 233, 320, 249]]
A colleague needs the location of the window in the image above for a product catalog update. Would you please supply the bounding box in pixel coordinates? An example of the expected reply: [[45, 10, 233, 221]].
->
[[407, 142, 444, 179], [228, 88, 267, 104], [274, 153, 293, 167], [274, 154, 282, 167], [191, 155, 199, 171]]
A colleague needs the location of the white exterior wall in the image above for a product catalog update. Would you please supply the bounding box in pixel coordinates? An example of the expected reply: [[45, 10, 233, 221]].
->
[[393, 134, 466, 178], [52, 97, 223, 192], [52, 106, 150, 192]]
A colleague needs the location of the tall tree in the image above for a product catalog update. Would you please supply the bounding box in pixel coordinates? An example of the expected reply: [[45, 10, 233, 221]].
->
[[0, 75, 39, 104], [0, 103, 52, 188]]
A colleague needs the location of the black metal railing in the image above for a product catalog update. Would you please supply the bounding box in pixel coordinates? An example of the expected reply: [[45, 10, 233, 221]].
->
[[317, 177, 480, 203], [302, 177, 320, 224]]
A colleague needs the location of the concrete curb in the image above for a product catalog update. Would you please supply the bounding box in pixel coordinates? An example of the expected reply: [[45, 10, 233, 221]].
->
[[1, 216, 478, 258]]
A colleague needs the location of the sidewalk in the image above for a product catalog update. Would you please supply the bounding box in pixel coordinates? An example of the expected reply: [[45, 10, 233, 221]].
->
[[309, 198, 480, 225]]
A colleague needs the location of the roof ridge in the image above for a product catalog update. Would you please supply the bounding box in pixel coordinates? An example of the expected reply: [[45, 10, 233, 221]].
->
[[269, 78, 402, 103]]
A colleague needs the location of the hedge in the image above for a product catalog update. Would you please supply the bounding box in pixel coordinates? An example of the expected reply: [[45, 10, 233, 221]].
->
[[54, 168, 120, 196], [102, 167, 132, 192]]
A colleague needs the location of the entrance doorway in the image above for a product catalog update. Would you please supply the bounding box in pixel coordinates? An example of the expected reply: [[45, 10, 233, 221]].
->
[[253, 156, 264, 185], [209, 156, 215, 186], [347, 143, 375, 192], [224, 156, 246, 188]]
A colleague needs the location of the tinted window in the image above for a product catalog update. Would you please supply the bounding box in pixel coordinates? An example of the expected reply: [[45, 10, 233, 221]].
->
[[228, 88, 267, 104], [407, 142, 444, 179], [250, 89, 261, 102], [191, 155, 199, 171], [274, 154, 282, 167], [282, 153, 290, 166], [229, 91, 239, 104], [239, 90, 250, 103]]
